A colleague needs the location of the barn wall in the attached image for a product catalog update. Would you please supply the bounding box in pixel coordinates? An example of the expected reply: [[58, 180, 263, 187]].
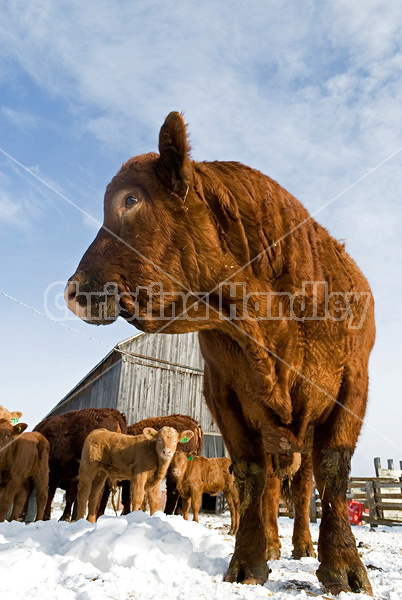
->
[[119, 332, 203, 370], [118, 358, 217, 431], [47, 331, 221, 441], [117, 332, 220, 433]]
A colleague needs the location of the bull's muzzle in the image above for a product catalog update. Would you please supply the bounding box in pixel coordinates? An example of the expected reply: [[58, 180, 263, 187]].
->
[[64, 272, 120, 324]]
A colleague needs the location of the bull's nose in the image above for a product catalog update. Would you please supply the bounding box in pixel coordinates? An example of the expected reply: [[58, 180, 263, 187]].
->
[[65, 281, 77, 304], [64, 279, 88, 320], [162, 449, 173, 457]]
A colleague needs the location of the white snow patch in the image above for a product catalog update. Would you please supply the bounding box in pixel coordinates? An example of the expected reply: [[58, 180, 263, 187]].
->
[[0, 512, 401, 600]]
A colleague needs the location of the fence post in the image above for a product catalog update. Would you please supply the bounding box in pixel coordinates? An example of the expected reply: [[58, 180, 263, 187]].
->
[[365, 481, 377, 526], [387, 459, 394, 470], [374, 457, 381, 477]]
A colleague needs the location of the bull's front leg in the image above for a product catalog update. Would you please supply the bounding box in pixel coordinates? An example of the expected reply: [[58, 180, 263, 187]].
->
[[202, 363, 269, 585], [313, 366, 372, 595], [227, 458, 269, 584]]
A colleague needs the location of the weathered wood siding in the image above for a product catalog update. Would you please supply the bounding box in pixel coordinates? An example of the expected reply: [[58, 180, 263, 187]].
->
[[117, 332, 219, 433], [47, 332, 219, 436], [47, 353, 122, 416]]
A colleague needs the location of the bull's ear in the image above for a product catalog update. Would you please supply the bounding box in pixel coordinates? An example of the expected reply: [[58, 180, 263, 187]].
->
[[179, 430, 194, 444], [13, 423, 28, 435], [157, 111, 192, 198], [143, 427, 158, 440]]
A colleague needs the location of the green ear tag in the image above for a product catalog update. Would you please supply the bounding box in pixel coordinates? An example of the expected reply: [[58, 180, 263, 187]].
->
[[188, 456, 193, 461], [181, 437, 188, 443], [11, 417, 19, 424]]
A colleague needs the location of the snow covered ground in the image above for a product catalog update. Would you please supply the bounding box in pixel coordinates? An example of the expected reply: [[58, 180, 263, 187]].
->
[[0, 496, 401, 600]]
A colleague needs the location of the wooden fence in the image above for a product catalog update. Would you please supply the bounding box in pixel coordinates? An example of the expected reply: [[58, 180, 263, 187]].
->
[[279, 457, 402, 526]]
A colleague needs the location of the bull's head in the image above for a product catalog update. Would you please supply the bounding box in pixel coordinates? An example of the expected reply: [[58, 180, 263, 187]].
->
[[65, 112, 238, 332]]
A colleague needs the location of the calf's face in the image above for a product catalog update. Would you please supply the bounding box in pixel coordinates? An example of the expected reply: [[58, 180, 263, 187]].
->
[[65, 112, 226, 332], [0, 420, 28, 449], [143, 426, 194, 461], [170, 451, 188, 478]]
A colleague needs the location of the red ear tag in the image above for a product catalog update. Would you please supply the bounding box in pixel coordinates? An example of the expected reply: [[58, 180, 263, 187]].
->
[[181, 437, 188, 443]]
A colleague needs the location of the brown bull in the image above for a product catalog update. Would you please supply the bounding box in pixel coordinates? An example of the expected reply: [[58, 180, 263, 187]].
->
[[65, 112, 375, 595]]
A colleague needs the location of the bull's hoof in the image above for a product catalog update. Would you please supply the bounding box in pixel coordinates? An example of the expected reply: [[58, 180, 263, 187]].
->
[[59, 515, 71, 522], [266, 546, 281, 560], [292, 542, 316, 559], [224, 558, 270, 585], [317, 562, 373, 596]]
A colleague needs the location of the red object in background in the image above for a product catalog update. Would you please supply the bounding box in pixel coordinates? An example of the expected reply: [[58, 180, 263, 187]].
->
[[348, 499, 364, 525]]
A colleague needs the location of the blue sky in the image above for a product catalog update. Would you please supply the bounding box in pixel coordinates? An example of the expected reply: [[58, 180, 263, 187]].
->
[[1, 0, 402, 474]]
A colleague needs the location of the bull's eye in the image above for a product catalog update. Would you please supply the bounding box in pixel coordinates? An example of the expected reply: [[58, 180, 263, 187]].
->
[[125, 195, 138, 207]]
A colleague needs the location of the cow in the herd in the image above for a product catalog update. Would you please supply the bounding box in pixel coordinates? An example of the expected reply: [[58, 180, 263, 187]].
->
[[121, 414, 203, 515], [34, 408, 127, 520], [65, 112, 375, 594], [76, 426, 194, 522], [0, 419, 49, 521], [171, 451, 240, 534]]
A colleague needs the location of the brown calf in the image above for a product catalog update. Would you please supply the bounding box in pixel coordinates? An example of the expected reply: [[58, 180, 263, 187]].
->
[[0, 419, 49, 522], [76, 426, 194, 522], [171, 452, 240, 535], [121, 414, 204, 515]]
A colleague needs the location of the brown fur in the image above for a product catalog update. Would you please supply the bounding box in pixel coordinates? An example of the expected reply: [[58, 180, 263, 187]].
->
[[0, 419, 49, 521], [0, 406, 23, 423], [66, 112, 375, 594], [76, 426, 194, 522], [34, 408, 127, 520], [171, 452, 240, 534], [124, 414, 203, 515], [97, 414, 204, 518]]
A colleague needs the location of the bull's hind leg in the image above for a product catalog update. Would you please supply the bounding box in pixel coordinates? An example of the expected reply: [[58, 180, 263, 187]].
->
[[313, 366, 372, 596], [291, 452, 315, 559]]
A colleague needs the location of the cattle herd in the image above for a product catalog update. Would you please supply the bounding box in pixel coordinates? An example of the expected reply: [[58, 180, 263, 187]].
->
[[0, 405, 235, 529]]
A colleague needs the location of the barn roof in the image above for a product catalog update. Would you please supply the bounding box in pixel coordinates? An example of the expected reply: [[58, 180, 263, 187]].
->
[[45, 331, 219, 432]]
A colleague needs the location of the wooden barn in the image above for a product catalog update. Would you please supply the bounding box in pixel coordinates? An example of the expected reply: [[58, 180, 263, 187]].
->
[[47, 331, 226, 458]]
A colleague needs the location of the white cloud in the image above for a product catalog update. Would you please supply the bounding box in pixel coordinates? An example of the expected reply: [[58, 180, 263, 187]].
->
[[1, 0, 402, 471], [1, 107, 38, 130], [0, 190, 20, 224]]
